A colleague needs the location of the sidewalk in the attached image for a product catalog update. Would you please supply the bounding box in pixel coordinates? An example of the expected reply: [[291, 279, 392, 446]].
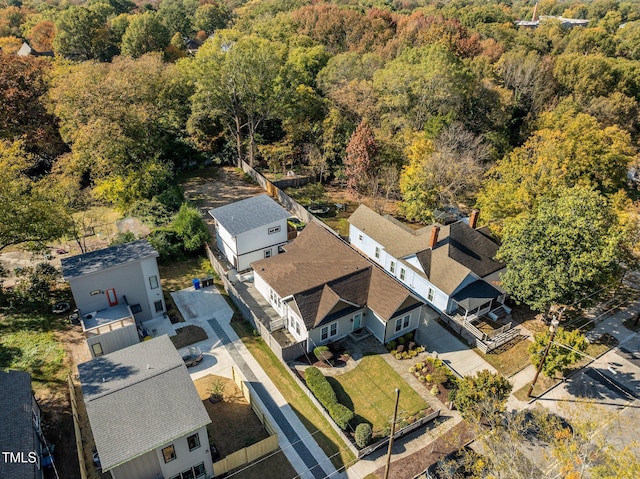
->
[[171, 287, 341, 479], [506, 299, 640, 411]]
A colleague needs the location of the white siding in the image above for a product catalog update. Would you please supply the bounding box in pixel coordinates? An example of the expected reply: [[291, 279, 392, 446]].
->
[[217, 219, 288, 271], [366, 310, 386, 343], [157, 426, 213, 479]]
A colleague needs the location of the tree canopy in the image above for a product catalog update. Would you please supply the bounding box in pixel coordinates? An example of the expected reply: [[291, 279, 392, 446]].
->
[[496, 185, 633, 311]]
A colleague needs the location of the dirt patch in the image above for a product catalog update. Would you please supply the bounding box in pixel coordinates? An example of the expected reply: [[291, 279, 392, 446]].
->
[[371, 421, 474, 479], [170, 325, 208, 349], [193, 374, 270, 457], [181, 166, 263, 235]]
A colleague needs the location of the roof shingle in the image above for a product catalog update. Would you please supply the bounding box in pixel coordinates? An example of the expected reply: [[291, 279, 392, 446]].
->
[[77, 336, 211, 471], [209, 194, 290, 236]]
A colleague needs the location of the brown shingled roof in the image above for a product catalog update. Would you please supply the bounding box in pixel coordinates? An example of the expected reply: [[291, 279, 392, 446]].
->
[[252, 223, 422, 330]]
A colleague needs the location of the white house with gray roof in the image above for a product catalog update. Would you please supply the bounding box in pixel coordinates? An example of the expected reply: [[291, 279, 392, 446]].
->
[[78, 335, 213, 479], [209, 194, 291, 271], [0, 371, 44, 479], [61, 240, 166, 358]]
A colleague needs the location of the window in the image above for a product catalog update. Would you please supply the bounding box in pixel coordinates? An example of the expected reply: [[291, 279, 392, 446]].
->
[[375, 247, 380, 259], [330, 323, 337, 336], [400, 268, 406, 281], [295, 321, 300, 335], [394, 314, 410, 333], [322, 323, 337, 340], [390, 261, 396, 274], [358, 234, 363, 242], [187, 433, 200, 451], [427, 288, 434, 302], [162, 445, 176, 463], [154, 300, 164, 312], [321, 326, 328, 340], [91, 342, 103, 357], [264, 249, 272, 258], [181, 470, 195, 479], [149, 275, 159, 289], [268, 225, 281, 234], [193, 463, 206, 477]]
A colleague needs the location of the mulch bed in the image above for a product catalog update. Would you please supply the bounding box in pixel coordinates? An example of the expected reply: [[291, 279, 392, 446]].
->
[[411, 360, 457, 408], [371, 421, 475, 479]]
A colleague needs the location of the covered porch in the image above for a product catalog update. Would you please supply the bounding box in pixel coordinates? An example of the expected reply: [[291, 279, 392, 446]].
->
[[450, 280, 509, 324]]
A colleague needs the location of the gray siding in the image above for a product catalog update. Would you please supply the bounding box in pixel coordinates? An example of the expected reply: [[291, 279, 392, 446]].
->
[[86, 325, 140, 358], [109, 449, 162, 479]]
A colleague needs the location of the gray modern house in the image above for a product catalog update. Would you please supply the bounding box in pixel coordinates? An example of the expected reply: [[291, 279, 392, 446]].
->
[[78, 336, 213, 479], [61, 240, 166, 358], [0, 371, 45, 479]]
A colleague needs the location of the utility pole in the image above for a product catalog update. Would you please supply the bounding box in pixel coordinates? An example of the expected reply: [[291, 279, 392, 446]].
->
[[528, 309, 563, 397], [383, 388, 400, 479]]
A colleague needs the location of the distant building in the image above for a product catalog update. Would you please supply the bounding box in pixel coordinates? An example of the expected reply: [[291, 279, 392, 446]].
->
[[78, 336, 213, 479], [16, 42, 54, 57], [0, 371, 45, 479], [516, 16, 589, 28]]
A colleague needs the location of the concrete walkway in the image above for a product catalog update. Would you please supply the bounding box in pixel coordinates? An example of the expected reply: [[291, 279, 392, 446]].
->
[[171, 287, 341, 479]]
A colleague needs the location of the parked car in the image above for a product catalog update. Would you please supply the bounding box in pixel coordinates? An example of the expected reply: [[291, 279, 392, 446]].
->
[[92, 449, 101, 469], [181, 346, 203, 367], [52, 302, 71, 314], [287, 217, 305, 231], [41, 444, 55, 472]]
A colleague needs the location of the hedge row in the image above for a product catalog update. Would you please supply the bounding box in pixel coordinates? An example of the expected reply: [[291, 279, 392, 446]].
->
[[305, 366, 353, 430]]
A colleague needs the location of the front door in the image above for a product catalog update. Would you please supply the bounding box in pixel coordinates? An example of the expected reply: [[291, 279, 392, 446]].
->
[[352, 312, 362, 331]]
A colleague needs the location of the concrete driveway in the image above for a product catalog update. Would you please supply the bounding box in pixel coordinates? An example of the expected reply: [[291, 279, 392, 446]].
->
[[417, 310, 497, 377], [170, 287, 235, 380]]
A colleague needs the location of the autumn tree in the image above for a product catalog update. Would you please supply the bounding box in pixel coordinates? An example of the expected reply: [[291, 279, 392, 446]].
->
[[187, 31, 286, 166], [344, 118, 378, 199], [451, 370, 512, 423], [400, 124, 487, 223], [27, 21, 55, 52], [496, 185, 634, 312], [194, 2, 230, 34], [121, 11, 170, 58], [529, 327, 588, 377], [477, 110, 635, 225], [53, 3, 118, 61], [0, 140, 71, 252], [0, 53, 65, 162]]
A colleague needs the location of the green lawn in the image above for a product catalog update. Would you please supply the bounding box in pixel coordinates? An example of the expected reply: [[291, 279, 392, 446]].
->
[[328, 355, 430, 436], [0, 311, 68, 392], [231, 318, 356, 470], [474, 337, 533, 378]]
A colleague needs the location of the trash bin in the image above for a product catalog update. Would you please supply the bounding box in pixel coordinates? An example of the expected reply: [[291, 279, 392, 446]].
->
[[192, 278, 201, 290]]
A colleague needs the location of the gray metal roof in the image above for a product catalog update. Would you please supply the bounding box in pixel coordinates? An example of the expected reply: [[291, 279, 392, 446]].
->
[[61, 240, 158, 280], [77, 336, 211, 471], [209, 194, 290, 236], [0, 371, 38, 479]]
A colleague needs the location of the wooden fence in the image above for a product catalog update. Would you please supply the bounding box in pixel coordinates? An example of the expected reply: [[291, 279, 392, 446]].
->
[[205, 243, 306, 361], [67, 374, 89, 479], [210, 366, 281, 477]]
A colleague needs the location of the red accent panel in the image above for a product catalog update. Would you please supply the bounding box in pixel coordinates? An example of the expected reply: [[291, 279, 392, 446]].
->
[[106, 288, 118, 306]]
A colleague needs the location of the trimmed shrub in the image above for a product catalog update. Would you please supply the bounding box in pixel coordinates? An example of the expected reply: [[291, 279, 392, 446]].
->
[[386, 340, 396, 351], [355, 423, 373, 448], [329, 403, 354, 430], [305, 367, 336, 409], [397, 336, 405, 345], [431, 385, 440, 396]]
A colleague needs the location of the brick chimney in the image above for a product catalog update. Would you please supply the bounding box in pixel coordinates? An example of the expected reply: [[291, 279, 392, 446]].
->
[[429, 225, 440, 249], [469, 209, 480, 229]]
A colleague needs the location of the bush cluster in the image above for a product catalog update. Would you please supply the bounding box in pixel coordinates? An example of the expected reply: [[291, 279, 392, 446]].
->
[[386, 332, 425, 359], [305, 367, 353, 430], [355, 423, 372, 448]]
